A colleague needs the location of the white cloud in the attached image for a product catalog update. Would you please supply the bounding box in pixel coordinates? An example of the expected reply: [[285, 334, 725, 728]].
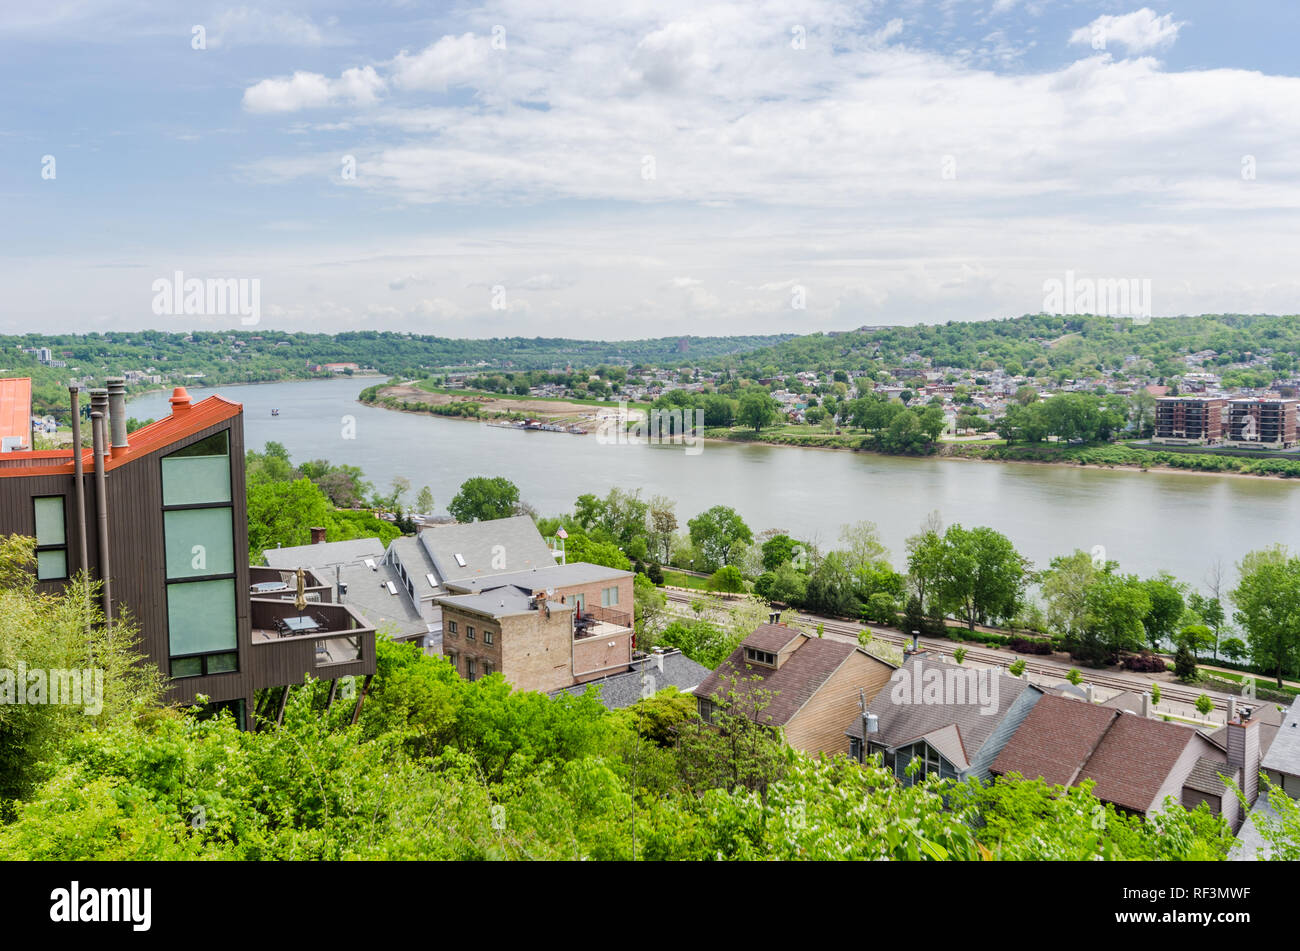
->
[[390, 33, 492, 91], [1069, 8, 1184, 54], [242, 66, 385, 113]]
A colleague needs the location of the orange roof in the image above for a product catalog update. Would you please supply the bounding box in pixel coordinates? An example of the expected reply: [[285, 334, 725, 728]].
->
[[0, 387, 242, 478], [0, 377, 32, 450]]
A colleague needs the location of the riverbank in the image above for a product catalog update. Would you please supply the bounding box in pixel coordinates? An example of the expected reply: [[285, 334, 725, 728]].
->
[[358, 385, 1300, 481]]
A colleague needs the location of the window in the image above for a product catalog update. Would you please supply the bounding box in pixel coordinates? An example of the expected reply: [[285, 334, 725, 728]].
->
[[574, 593, 586, 612], [601, 586, 619, 607], [484, 662, 493, 676], [484, 628, 494, 645], [466, 625, 475, 640], [745, 647, 776, 667], [162, 431, 237, 677], [466, 659, 477, 681], [447, 620, 458, 635], [33, 496, 68, 581], [894, 741, 957, 785], [446, 651, 457, 670]]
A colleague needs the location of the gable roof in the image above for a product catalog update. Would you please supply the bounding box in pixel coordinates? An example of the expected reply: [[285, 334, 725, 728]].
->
[[845, 655, 1038, 767], [992, 694, 1117, 787], [263, 536, 386, 571], [554, 650, 711, 709], [994, 693, 1215, 813], [695, 632, 873, 727], [419, 515, 556, 584], [1261, 696, 1300, 777], [1079, 713, 1205, 812], [742, 623, 802, 654]]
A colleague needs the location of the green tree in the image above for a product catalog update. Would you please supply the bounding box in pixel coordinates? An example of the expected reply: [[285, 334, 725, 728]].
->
[[448, 476, 521, 523], [936, 525, 1031, 631], [414, 486, 435, 515], [708, 565, 746, 594], [1232, 546, 1300, 687], [1141, 573, 1186, 650], [687, 505, 753, 571], [1194, 694, 1213, 717], [737, 388, 779, 432]]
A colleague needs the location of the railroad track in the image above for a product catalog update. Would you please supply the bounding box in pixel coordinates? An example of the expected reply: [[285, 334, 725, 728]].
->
[[662, 590, 1255, 715]]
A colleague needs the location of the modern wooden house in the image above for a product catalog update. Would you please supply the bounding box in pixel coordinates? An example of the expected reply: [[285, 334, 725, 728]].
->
[[0, 379, 375, 728], [694, 622, 897, 757]]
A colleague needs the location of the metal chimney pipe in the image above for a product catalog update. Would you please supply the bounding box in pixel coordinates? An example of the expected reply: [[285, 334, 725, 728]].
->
[[91, 411, 112, 632], [88, 389, 110, 462], [69, 387, 90, 617], [106, 377, 128, 450]]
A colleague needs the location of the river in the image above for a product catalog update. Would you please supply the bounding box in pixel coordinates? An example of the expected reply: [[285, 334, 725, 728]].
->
[[129, 377, 1300, 591]]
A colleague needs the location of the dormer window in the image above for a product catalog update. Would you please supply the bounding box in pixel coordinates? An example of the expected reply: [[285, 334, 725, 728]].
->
[[745, 647, 776, 667]]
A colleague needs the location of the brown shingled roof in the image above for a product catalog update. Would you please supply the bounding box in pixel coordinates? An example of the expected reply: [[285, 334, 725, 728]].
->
[[741, 623, 802, 654], [992, 694, 1117, 787], [695, 633, 860, 726], [1080, 714, 1201, 812], [994, 693, 1210, 813]]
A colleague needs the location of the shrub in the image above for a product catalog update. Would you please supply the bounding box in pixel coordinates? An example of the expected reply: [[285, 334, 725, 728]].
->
[[1122, 651, 1168, 673], [1008, 637, 1053, 655]]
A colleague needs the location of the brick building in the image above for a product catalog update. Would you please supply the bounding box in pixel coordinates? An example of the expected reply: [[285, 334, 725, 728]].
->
[[1152, 396, 1225, 445], [1224, 398, 1299, 449]]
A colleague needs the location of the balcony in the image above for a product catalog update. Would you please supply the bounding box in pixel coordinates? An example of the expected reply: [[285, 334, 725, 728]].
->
[[573, 604, 632, 640], [249, 597, 376, 687], [248, 565, 333, 602]]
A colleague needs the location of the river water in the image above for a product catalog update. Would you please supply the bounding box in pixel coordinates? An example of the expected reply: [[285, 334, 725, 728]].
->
[[129, 377, 1300, 592]]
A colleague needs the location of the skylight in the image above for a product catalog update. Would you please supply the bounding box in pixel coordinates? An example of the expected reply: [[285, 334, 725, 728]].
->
[[454, 553, 466, 567]]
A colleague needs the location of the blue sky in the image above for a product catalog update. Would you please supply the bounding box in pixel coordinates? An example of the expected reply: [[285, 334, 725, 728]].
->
[[2, 1, 1298, 338]]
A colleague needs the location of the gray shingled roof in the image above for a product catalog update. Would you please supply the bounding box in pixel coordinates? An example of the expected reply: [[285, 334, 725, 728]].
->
[[335, 560, 429, 640], [846, 654, 1038, 767], [1261, 696, 1300, 777], [263, 536, 386, 571], [1184, 757, 1238, 797], [447, 560, 630, 595], [554, 650, 710, 709], [437, 585, 570, 619], [387, 535, 443, 601], [419, 515, 556, 584]]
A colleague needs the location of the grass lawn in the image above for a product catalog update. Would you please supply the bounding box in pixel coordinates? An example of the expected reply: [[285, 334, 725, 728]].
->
[[661, 570, 712, 591]]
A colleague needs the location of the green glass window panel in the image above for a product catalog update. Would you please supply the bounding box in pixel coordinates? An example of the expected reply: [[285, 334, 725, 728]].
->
[[162, 455, 231, 506], [170, 656, 202, 678], [206, 652, 238, 674], [169, 431, 228, 457], [167, 579, 237, 656], [34, 497, 66, 546], [164, 508, 233, 579], [36, 549, 67, 580]]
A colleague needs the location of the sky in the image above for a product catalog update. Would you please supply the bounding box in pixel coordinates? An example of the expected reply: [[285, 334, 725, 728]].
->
[[2, 1, 1299, 339]]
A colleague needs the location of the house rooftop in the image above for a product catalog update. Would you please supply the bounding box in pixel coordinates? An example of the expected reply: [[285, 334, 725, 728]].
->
[[553, 649, 710, 709], [0, 388, 242, 478], [846, 655, 1037, 766], [1260, 696, 1300, 777], [263, 536, 387, 571], [695, 633, 871, 727], [447, 559, 631, 595], [741, 623, 802, 654], [437, 585, 570, 619], [419, 515, 556, 583]]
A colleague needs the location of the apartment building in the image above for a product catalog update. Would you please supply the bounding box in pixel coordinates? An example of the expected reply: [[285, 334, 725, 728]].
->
[[1152, 396, 1225, 445], [437, 560, 635, 692], [0, 379, 375, 728], [1224, 398, 1299, 449]]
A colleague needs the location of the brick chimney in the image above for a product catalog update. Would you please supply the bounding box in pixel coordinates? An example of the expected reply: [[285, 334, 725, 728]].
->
[[1226, 707, 1261, 808], [309, 527, 326, 544]]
